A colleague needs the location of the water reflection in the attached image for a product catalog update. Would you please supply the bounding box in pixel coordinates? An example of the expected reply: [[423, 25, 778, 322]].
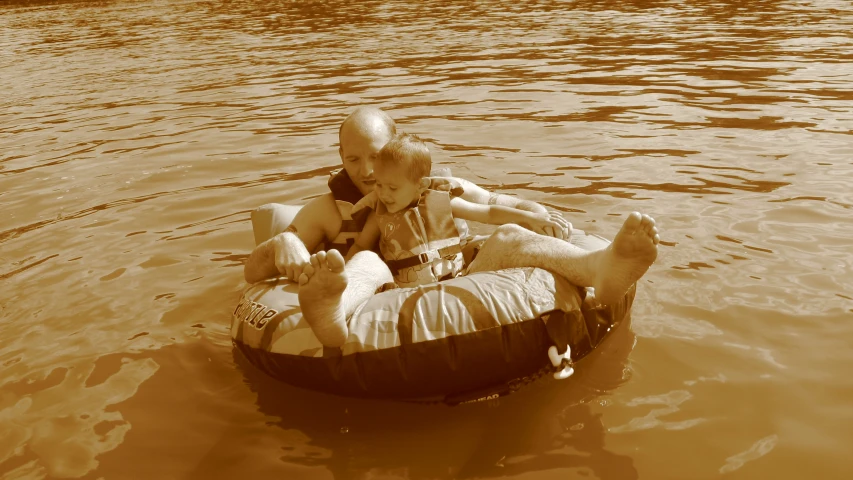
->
[[29, 319, 637, 479], [0, 358, 159, 478], [720, 434, 779, 474], [236, 316, 638, 479]]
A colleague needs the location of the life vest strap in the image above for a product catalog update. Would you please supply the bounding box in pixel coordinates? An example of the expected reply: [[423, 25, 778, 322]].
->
[[386, 244, 462, 275], [326, 237, 356, 254], [339, 218, 362, 232]]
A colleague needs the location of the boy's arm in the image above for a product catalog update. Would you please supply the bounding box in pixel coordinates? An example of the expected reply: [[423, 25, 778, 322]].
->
[[450, 177, 569, 238], [450, 198, 567, 235], [346, 213, 380, 262]]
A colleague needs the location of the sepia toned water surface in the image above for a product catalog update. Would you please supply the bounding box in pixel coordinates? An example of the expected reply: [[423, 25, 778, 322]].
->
[[2, 0, 852, 478]]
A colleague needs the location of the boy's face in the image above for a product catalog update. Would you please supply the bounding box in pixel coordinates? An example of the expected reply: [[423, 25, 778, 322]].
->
[[374, 163, 424, 214]]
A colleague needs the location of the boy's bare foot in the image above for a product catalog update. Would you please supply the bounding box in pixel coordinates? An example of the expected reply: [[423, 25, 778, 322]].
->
[[592, 212, 659, 305], [297, 250, 349, 347]]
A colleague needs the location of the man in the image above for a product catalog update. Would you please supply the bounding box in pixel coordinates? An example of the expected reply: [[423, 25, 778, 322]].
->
[[245, 107, 659, 347], [244, 106, 569, 284]]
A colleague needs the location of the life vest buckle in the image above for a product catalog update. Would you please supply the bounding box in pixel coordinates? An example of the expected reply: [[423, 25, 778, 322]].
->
[[418, 252, 431, 264]]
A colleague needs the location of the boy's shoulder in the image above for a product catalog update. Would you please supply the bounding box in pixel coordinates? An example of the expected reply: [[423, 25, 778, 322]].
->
[[351, 191, 382, 216]]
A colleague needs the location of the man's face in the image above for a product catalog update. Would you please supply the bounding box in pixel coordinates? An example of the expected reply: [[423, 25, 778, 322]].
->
[[339, 126, 393, 196], [374, 163, 423, 214]]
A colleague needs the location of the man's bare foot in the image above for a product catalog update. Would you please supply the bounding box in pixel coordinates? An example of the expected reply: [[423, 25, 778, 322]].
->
[[592, 212, 660, 305], [297, 250, 349, 347]]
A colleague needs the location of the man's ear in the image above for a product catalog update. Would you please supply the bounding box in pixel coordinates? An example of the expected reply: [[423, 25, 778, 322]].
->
[[339, 146, 344, 162]]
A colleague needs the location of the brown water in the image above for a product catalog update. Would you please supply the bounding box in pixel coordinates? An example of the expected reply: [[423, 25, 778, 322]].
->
[[2, 0, 852, 478]]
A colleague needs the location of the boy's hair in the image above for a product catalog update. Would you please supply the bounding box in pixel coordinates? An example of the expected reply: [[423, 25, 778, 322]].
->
[[377, 133, 431, 183]]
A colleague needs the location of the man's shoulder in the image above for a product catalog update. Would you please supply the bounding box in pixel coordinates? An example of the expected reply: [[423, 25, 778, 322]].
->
[[302, 192, 339, 214], [293, 193, 340, 229], [291, 192, 342, 246]]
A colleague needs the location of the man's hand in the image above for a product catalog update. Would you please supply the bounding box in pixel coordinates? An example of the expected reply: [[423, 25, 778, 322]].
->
[[521, 211, 573, 241], [273, 232, 311, 281]]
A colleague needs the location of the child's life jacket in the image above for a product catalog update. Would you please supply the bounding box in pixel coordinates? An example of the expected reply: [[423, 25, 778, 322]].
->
[[352, 178, 467, 288]]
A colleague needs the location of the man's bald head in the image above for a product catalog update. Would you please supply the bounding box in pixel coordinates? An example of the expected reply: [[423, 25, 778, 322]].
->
[[338, 107, 398, 196], [338, 107, 396, 143]]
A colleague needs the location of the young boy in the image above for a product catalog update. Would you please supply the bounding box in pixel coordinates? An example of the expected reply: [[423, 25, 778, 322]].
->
[[347, 133, 566, 288]]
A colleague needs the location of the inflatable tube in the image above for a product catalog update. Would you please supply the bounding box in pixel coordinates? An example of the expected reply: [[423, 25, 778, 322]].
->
[[233, 204, 634, 404]]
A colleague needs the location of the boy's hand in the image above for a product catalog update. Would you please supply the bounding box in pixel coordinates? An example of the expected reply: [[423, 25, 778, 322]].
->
[[273, 231, 311, 281], [522, 212, 573, 241]]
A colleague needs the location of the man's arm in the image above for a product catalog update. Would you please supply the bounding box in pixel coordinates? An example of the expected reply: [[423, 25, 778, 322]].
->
[[243, 193, 341, 283], [450, 176, 570, 239], [451, 177, 549, 214]]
